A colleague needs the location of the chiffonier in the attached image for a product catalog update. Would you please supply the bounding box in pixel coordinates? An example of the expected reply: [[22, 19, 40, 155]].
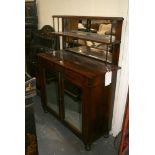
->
[[38, 15, 123, 150]]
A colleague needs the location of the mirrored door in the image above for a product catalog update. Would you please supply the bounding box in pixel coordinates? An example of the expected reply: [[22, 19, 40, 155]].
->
[[63, 80, 82, 132]]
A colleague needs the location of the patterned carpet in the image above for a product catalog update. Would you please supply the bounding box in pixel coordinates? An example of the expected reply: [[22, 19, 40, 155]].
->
[[33, 96, 118, 155]]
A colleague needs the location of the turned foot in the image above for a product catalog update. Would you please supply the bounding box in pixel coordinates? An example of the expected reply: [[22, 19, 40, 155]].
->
[[85, 144, 91, 151], [44, 110, 48, 113], [43, 107, 48, 113]]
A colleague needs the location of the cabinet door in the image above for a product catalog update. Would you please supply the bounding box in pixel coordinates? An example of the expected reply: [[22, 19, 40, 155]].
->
[[63, 79, 82, 132], [45, 70, 60, 115]]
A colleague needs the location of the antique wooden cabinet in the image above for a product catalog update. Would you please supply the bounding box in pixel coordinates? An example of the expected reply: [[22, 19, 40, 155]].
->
[[38, 15, 123, 150]]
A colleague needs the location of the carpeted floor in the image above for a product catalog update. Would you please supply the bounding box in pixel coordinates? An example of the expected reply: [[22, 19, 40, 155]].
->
[[33, 96, 118, 155]]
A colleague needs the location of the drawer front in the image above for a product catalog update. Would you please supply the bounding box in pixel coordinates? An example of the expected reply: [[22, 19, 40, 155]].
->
[[55, 63, 64, 72], [64, 69, 85, 86], [39, 59, 54, 69]]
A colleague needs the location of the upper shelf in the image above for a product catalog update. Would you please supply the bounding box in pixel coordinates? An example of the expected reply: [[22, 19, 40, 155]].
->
[[52, 31, 121, 45], [52, 15, 124, 21]]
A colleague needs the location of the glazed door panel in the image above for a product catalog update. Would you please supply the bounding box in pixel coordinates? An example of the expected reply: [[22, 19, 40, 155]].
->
[[45, 70, 60, 115], [63, 79, 82, 132]]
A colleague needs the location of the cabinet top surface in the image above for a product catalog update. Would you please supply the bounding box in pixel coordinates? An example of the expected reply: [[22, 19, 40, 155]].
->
[[38, 50, 120, 77]]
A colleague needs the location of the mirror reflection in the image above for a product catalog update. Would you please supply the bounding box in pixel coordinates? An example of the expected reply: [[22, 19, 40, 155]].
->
[[63, 18, 116, 63]]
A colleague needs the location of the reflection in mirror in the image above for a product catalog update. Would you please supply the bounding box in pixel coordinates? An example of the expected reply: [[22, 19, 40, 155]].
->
[[63, 18, 116, 35], [64, 80, 82, 132], [77, 19, 116, 34], [63, 18, 116, 63], [63, 18, 79, 32], [66, 45, 112, 63]]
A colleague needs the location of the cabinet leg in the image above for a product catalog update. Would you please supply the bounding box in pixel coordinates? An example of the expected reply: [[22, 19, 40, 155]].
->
[[44, 110, 48, 113], [42, 107, 48, 113], [85, 144, 91, 151]]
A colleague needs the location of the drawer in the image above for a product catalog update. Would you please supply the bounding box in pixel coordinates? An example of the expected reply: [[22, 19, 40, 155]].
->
[[38, 57, 54, 68], [64, 69, 85, 85], [55, 63, 64, 72]]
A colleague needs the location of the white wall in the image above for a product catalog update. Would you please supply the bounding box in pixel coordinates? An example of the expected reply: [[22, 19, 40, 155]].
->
[[36, 0, 129, 137]]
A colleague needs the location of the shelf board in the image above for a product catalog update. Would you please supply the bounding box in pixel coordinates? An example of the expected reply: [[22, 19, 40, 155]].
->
[[52, 15, 124, 21], [52, 31, 121, 45]]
